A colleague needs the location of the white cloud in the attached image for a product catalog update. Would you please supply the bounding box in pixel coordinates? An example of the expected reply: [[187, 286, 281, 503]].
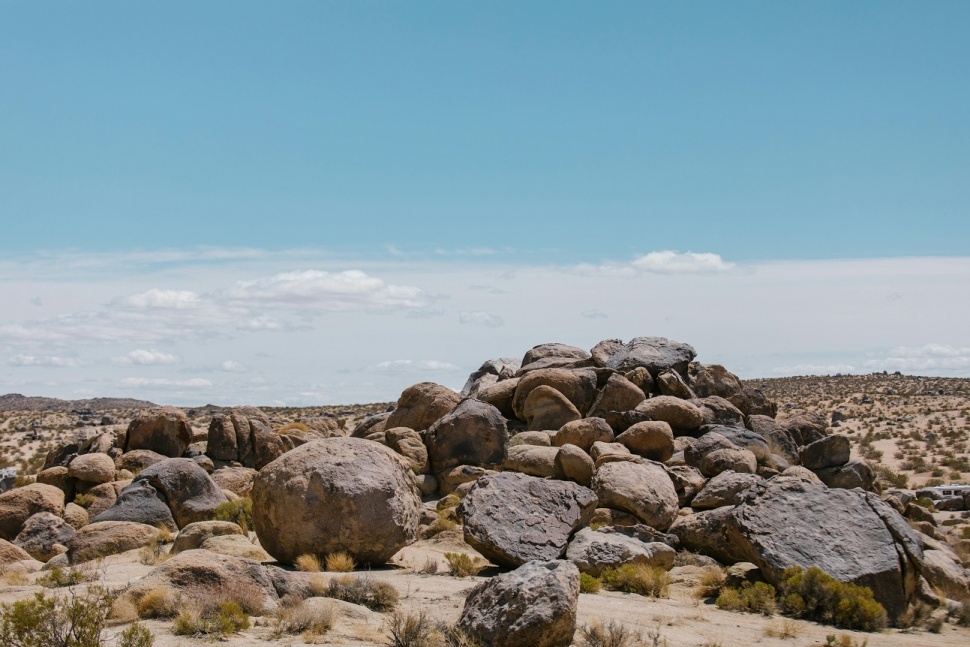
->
[[458, 310, 504, 328], [120, 377, 212, 387], [9, 354, 80, 367], [369, 359, 462, 373], [220, 360, 247, 372], [582, 309, 608, 319], [112, 349, 179, 366], [630, 251, 735, 274], [221, 270, 430, 310], [864, 344, 970, 373], [126, 289, 201, 309], [236, 316, 282, 331]]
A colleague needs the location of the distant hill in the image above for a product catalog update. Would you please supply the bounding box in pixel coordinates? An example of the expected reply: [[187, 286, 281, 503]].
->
[[0, 393, 157, 412]]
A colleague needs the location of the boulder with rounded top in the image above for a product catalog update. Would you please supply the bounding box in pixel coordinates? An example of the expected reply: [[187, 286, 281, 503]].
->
[[386, 382, 461, 432], [125, 406, 192, 458]]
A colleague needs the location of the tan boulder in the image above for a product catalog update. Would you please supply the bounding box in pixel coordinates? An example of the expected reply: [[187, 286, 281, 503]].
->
[[115, 449, 168, 473], [550, 418, 613, 452], [0, 483, 65, 540], [84, 481, 128, 518], [35, 466, 75, 501], [592, 460, 679, 531], [386, 427, 430, 474], [68, 453, 116, 484], [588, 373, 646, 418], [555, 444, 595, 487], [510, 431, 552, 447], [634, 396, 704, 431], [386, 382, 460, 431], [210, 466, 259, 498], [62, 502, 89, 530], [615, 421, 674, 462], [252, 437, 421, 565], [125, 406, 193, 458], [512, 368, 598, 419], [475, 377, 519, 419], [171, 520, 244, 555], [523, 386, 581, 431], [0, 538, 32, 565], [67, 521, 160, 564], [504, 445, 562, 479], [200, 534, 270, 561]]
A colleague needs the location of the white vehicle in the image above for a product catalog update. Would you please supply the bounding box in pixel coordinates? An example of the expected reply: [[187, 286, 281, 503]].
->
[[924, 484, 970, 498]]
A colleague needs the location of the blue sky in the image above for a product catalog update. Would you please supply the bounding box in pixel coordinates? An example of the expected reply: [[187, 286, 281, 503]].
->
[[1, 3, 969, 404]]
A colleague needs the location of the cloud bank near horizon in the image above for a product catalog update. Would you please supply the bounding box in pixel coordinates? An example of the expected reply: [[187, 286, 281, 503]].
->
[[1, 248, 968, 406]]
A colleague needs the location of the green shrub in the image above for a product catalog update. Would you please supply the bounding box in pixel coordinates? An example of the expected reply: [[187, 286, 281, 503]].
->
[[444, 552, 487, 577], [579, 573, 602, 594], [118, 623, 155, 647], [0, 586, 113, 647], [779, 566, 886, 631], [601, 564, 671, 598], [213, 498, 253, 535], [173, 600, 249, 636], [325, 575, 399, 612], [715, 582, 777, 615], [36, 565, 88, 588]]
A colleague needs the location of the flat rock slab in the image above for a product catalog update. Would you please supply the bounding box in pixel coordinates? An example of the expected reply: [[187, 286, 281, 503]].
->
[[458, 472, 597, 568]]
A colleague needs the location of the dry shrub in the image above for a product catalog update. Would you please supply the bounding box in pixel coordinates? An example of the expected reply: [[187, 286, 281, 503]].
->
[[213, 497, 253, 534], [173, 600, 249, 637], [444, 552, 487, 577], [296, 553, 323, 572], [418, 556, 439, 575], [695, 566, 726, 598], [137, 587, 180, 619], [0, 570, 29, 586], [579, 573, 602, 594], [109, 596, 139, 623], [764, 618, 802, 639], [272, 595, 338, 639], [601, 564, 671, 598], [325, 551, 355, 572], [278, 422, 310, 434], [325, 574, 399, 612], [580, 619, 641, 647], [36, 565, 89, 588], [386, 609, 440, 647]]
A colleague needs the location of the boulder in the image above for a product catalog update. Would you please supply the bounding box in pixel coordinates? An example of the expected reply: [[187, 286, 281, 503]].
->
[[119, 549, 280, 615], [523, 386, 581, 431], [457, 560, 579, 647], [0, 483, 65, 540], [657, 370, 695, 399], [624, 367, 656, 396], [699, 448, 758, 478], [692, 396, 746, 428], [0, 538, 32, 565], [591, 460, 679, 531], [133, 458, 228, 528], [458, 472, 597, 568], [512, 368, 598, 420], [115, 449, 168, 473], [590, 339, 626, 367], [84, 481, 125, 519], [587, 373, 646, 419], [522, 343, 591, 368], [426, 399, 508, 476], [589, 441, 631, 463], [475, 378, 519, 420], [461, 357, 520, 397], [252, 437, 421, 565], [815, 460, 875, 491], [124, 406, 192, 458], [921, 549, 970, 601], [550, 418, 613, 452], [604, 337, 696, 379], [555, 444, 595, 487], [684, 432, 737, 467], [35, 467, 75, 501], [13, 512, 75, 562], [689, 363, 743, 399], [615, 421, 674, 462], [729, 388, 778, 418], [210, 466, 259, 498], [386, 427, 430, 474], [664, 465, 707, 507], [504, 445, 562, 479], [350, 412, 390, 439], [67, 521, 161, 564], [386, 382, 461, 432], [799, 435, 851, 470], [206, 408, 280, 469], [724, 476, 923, 619], [67, 453, 116, 485], [566, 527, 676, 576], [62, 502, 89, 530], [90, 481, 178, 532], [510, 431, 552, 447], [171, 520, 244, 555], [200, 534, 271, 561], [691, 471, 764, 510], [439, 465, 492, 495], [781, 465, 824, 485], [634, 396, 704, 431], [702, 426, 771, 461], [668, 506, 742, 565]]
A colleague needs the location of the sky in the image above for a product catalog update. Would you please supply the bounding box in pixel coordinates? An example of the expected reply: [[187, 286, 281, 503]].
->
[[1, 2, 968, 405]]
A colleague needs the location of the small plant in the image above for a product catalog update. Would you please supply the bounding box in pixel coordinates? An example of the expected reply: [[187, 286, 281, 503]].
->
[[136, 587, 180, 619], [325, 575, 399, 612], [601, 564, 671, 598], [436, 494, 461, 510], [579, 572, 602, 594], [386, 609, 440, 647], [715, 582, 777, 615], [295, 553, 323, 572], [580, 619, 640, 647], [271, 595, 337, 639], [118, 623, 155, 647], [824, 635, 868, 647], [0, 586, 113, 647], [36, 565, 88, 588], [444, 552, 487, 577], [418, 556, 439, 575], [779, 566, 887, 631], [325, 551, 355, 572], [695, 566, 726, 598], [213, 497, 254, 534], [763, 618, 802, 638], [73, 493, 95, 507], [173, 600, 249, 637]]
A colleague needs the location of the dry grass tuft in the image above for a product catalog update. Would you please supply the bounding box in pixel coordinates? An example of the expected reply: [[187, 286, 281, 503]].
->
[[137, 587, 180, 619], [694, 566, 726, 599], [295, 553, 323, 572], [325, 551, 356, 572], [444, 552, 487, 577]]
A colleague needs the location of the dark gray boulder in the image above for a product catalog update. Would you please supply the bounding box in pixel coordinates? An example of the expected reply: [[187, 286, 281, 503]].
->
[[458, 472, 597, 568], [565, 527, 675, 576], [91, 481, 178, 532], [799, 434, 851, 470], [461, 358, 520, 397], [14, 512, 75, 562], [426, 399, 508, 476], [457, 560, 579, 647], [815, 460, 875, 491], [604, 337, 696, 379], [691, 471, 764, 510], [132, 458, 228, 528]]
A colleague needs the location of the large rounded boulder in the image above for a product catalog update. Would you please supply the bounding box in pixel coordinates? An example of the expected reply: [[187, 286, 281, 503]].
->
[[385, 382, 461, 432], [124, 406, 193, 458], [251, 437, 421, 565]]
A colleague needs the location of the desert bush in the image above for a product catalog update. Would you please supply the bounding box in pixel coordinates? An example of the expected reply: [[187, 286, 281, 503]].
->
[[873, 465, 908, 488], [601, 564, 671, 598], [779, 566, 887, 631], [579, 572, 602, 594], [73, 493, 95, 507], [213, 497, 253, 534], [173, 600, 249, 637], [295, 553, 323, 572], [136, 587, 180, 619], [37, 565, 89, 588], [325, 551, 355, 572], [271, 595, 337, 639], [418, 556, 439, 575], [325, 574, 399, 611], [695, 566, 727, 598], [0, 586, 113, 647], [436, 494, 461, 510], [386, 609, 440, 647], [824, 635, 868, 647], [444, 552, 487, 577], [424, 516, 458, 538], [763, 618, 802, 638], [716, 582, 777, 615], [118, 623, 155, 647], [580, 619, 640, 647]]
